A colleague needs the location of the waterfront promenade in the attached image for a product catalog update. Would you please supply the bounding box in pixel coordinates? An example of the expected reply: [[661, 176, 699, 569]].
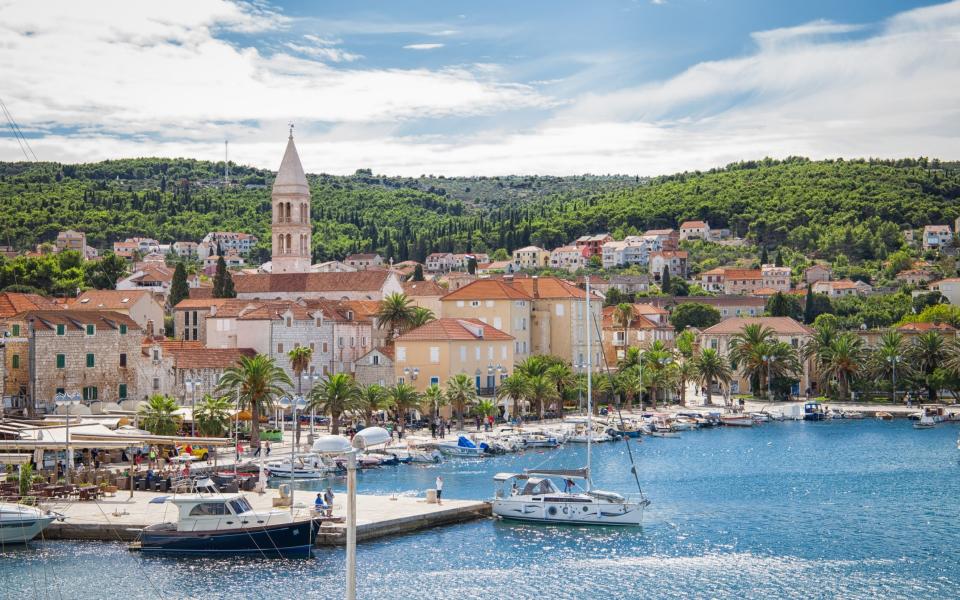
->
[[41, 488, 489, 545]]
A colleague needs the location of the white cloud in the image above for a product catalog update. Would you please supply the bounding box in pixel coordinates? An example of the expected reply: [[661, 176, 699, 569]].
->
[[1, 0, 959, 176], [403, 43, 445, 50]]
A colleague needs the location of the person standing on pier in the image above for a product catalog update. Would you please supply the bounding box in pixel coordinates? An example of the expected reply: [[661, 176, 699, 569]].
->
[[435, 476, 443, 505], [430, 419, 437, 439]]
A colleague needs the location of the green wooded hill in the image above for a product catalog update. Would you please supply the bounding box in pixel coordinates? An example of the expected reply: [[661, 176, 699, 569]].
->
[[0, 156, 957, 265]]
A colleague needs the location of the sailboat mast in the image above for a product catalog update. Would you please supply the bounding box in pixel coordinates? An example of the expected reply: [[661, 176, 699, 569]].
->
[[586, 278, 592, 478]]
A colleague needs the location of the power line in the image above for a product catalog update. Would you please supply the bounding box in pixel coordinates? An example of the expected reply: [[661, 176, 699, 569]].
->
[[0, 95, 38, 161]]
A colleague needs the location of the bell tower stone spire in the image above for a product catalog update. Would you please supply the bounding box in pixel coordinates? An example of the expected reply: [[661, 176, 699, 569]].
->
[[271, 129, 311, 273]]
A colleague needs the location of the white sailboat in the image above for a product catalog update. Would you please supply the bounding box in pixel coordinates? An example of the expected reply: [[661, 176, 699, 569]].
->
[[491, 279, 650, 525]]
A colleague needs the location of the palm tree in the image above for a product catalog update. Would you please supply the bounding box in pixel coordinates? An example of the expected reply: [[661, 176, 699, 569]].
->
[[410, 306, 436, 328], [287, 345, 313, 397], [818, 332, 865, 400], [545, 362, 574, 407], [803, 322, 837, 364], [526, 374, 559, 420], [358, 383, 388, 426], [614, 303, 634, 349], [385, 383, 420, 433], [642, 340, 674, 408], [139, 394, 181, 436], [307, 373, 361, 435], [475, 399, 497, 421], [943, 337, 960, 379], [616, 366, 643, 411], [618, 346, 643, 370], [907, 331, 947, 402], [497, 373, 532, 420], [422, 384, 447, 421], [692, 348, 732, 405], [446, 373, 478, 430], [869, 330, 910, 402], [515, 355, 551, 378], [730, 324, 776, 397], [675, 359, 697, 406], [216, 354, 292, 445], [376, 292, 415, 343], [194, 394, 233, 437], [590, 371, 614, 413]]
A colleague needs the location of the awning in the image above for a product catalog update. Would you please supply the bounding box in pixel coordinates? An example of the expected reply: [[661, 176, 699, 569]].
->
[[526, 467, 590, 480]]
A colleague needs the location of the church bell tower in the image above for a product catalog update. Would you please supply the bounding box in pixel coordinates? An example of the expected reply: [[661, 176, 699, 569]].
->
[[271, 127, 312, 273]]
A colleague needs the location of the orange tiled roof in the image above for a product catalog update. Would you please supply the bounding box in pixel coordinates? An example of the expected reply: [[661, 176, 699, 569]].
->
[[69, 289, 152, 310], [507, 276, 586, 299], [15, 309, 140, 331], [723, 269, 762, 280], [441, 279, 532, 301], [600, 306, 659, 329], [701, 317, 813, 335], [896, 322, 956, 333], [395, 318, 513, 342], [174, 298, 229, 310], [402, 280, 445, 297], [233, 271, 391, 294], [0, 292, 63, 319], [680, 220, 708, 229]]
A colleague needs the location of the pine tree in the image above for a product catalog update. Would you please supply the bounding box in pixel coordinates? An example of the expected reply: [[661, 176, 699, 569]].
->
[[213, 256, 236, 298], [803, 283, 815, 324], [661, 266, 671, 294], [169, 262, 189, 308]]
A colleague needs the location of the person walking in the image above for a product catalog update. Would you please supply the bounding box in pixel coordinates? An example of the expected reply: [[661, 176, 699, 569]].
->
[[435, 476, 443, 505], [430, 419, 437, 439], [265, 441, 271, 456]]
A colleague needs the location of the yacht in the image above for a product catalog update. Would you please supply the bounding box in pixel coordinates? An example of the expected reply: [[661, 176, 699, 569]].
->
[[135, 492, 321, 557], [437, 435, 486, 457], [265, 454, 340, 479], [0, 503, 60, 544]]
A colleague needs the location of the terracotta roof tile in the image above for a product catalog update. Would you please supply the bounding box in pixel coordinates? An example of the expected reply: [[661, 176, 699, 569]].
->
[[174, 298, 229, 310], [723, 269, 763, 280], [680, 221, 708, 229], [701, 317, 813, 335], [15, 309, 141, 331], [402, 280, 445, 297], [896, 322, 957, 332], [441, 279, 532, 301], [0, 292, 62, 319], [69, 289, 153, 310], [233, 271, 392, 294], [395, 318, 513, 342], [507, 277, 586, 299]]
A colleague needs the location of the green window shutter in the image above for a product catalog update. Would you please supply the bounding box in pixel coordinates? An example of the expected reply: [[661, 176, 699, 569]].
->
[[56, 354, 65, 369], [11, 324, 20, 336], [119, 384, 127, 400], [119, 324, 127, 335], [12, 354, 20, 369], [86, 353, 95, 368], [82, 387, 89, 401], [86, 324, 95, 336], [92, 387, 98, 400], [56, 324, 65, 336]]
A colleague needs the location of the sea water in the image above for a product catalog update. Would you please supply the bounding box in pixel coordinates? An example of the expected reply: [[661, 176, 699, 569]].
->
[[2, 419, 958, 599]]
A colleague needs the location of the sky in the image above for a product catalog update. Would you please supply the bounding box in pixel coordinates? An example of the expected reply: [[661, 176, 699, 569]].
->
[[0, 0, 958, 176]]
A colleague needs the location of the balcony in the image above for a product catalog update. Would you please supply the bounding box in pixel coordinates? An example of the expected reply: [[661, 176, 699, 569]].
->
[[477, 387, 496, 397]]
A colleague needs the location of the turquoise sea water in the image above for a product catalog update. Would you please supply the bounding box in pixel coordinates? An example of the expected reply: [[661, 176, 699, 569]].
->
[[3, 419, 959, 599]]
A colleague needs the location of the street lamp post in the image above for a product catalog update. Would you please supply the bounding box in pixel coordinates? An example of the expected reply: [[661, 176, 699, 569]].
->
[[185, 374, 200, 437], [762, 355, 772, 401], [302, 372, 320, 436], [887, 355, 900, 403]]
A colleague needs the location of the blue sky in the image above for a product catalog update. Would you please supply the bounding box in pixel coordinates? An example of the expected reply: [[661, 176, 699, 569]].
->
[[0, 0, 957, 175]]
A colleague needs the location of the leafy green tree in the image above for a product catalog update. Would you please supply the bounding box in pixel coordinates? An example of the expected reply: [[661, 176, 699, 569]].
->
[[139, 394, 181, 436], [216, 354, 291, 445], [307, 373, 361, 435], [766, 292, 802, 319], [169, 262, 190, 308], [670, 302, 721, 332], [671, 278, 689, 296], [85, 252, 128, 290]]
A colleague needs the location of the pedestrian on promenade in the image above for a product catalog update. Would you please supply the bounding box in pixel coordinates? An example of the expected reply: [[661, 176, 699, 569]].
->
[[265, 441, 271, 456], [435, 476, 443, 505], [236, 441, 243, 460], [430, 419, 437, 439], [253, 443, 261, 457], [439, 421, 446, 439], [323, 487, 334, 517], [475, 415, 481, 431]]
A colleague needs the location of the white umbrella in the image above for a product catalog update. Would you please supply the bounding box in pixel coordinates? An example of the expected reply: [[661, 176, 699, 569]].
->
[[312, 435, 353, 454]]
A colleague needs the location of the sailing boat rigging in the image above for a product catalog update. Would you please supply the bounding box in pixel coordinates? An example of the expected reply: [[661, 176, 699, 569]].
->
[[490, 279, 650, 525]]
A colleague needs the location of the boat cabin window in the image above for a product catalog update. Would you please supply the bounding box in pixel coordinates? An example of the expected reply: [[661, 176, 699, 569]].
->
[[189, 502, 228, 516], [229, 498, 253, 514], [522, 480, 559, 496]]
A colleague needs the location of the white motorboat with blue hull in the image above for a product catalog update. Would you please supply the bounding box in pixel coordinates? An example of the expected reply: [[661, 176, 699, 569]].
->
[[135, 493, 320, 558], [0, 503, 60, 544], [438, 435, 486, 457]]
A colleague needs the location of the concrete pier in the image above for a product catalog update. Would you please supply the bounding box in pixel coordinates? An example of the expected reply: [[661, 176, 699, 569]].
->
[[40, 489, 490, 545]]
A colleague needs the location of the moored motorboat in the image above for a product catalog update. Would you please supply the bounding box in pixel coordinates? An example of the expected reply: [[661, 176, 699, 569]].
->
[[0, 503, 60, 544], [136, 492, 321, 557], [721, 415, 754, 427], [266, 454, 340, 479], [804, 402, 826, 421], [437, 435, 486, 457], [914, 415, 936, 429]]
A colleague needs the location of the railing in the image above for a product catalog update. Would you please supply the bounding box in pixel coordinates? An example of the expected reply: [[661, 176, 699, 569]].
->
[[477, 387, 496, 397]]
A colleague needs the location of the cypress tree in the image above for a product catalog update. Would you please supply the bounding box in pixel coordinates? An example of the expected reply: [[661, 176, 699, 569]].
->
[[412, 264, 425, 281], [169, 262, 189, 308], [213, 256, 236, 298], [661, 266, 671, 294], [759, 246, 769, 265], [803, 283, 815, 324], [775, 248, 784, 267]]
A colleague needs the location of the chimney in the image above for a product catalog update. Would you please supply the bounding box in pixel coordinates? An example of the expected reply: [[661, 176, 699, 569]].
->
[[146, 319, 154, 337], [532, 275, 539, 298]]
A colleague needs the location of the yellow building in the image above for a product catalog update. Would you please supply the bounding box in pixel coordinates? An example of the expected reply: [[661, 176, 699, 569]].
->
[[512, 246, 550, 269], [439, 279, 532, 361], [393, 318, 514, 395]]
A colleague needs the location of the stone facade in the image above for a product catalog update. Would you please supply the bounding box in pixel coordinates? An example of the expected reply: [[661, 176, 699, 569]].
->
[[354, 347, 395, 388]]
